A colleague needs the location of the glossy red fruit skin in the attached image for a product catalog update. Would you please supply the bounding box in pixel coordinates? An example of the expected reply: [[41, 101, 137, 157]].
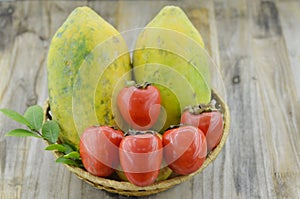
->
[[181, 111, 223, 151], [119, 133, 163, 187], [80, 126, 123, 177], [117, 85, 161, 130], [162, 126, 207, 175]]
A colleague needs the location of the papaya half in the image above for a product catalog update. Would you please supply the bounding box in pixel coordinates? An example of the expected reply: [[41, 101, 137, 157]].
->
[[133, 6, 211, 132], [47, 7, 131, 148]]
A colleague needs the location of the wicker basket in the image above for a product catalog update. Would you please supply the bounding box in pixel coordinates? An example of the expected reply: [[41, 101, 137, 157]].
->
[[43, 90, 230, 196]]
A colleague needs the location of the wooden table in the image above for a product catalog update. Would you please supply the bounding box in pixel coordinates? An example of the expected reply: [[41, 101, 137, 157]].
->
[[1, 1, 299, 198]]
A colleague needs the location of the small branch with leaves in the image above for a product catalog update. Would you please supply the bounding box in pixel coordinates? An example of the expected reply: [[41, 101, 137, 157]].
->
[[0, 105, 83, 168]]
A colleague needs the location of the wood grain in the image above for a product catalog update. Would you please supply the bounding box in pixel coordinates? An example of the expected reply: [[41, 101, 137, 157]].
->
[[0, 0, 299, 198], [251, 2, 300, 197], [277, 1, 300, 98]]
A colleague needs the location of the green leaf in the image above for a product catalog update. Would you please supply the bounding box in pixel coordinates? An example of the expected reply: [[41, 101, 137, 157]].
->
[[24, 105, 44, 131], [42, 121, 60, 144], [56, 157, 78, 166], [63, 151, 80, 160], [5, 129, 41, 138], [74, 160, 84, 168], [62, 143, 76, 154], [0, 108, 32, 129], [44, 144, 66, 152]]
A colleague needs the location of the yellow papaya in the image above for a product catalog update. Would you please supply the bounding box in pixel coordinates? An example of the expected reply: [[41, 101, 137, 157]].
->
[[133, 6, 211, 132], [47, 7, 131, 148]]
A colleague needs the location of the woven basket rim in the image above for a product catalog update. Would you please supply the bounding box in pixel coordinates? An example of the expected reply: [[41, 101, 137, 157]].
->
[[43, 89, 230, 196]]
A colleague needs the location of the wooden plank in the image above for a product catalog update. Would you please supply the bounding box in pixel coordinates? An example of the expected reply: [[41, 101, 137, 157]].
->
[[277, 1, 300, 98], [211, 0, 300, 198], [251, 0, 300, 198], [252, 37, 300, 198], [0, 32, 47, 199], [0, 2, 88, 199], [0, 3, 51, 198], [213, 0, 260, 198]]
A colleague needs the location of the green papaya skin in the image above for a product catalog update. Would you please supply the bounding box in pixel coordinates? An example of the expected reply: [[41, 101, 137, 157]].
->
[[47, 7, 131, 148], [133, 6, 211, 132]]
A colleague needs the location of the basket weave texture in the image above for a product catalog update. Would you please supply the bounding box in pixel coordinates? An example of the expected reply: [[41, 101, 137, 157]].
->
[[44, 90, 230, 196]]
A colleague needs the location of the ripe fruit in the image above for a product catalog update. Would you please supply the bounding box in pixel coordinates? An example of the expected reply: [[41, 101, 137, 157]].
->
[[181, 106, 223, 151], [47, 7, 131, 149], [163, 126, 207, 175], [116, 133, 172, 182], [117, 83, 161, 130], [133, 6, 211, 132], [116, 160, 172, 182], [119, 131, 163, 186], [80, 126, 123, 177]]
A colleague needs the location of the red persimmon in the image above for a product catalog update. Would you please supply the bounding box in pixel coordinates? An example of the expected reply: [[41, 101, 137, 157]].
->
[[119, 131, 163, 186], [117, 83, 161, 130], [163, 126, 207, 175], [181, 110, 223, 151], [80, 126, 123, 177]]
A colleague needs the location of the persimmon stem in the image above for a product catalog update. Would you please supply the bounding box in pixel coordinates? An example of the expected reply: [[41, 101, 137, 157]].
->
[[135, 82, 151, 89], [184, 101, 217, 115], [125, 129, 156, 136]]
